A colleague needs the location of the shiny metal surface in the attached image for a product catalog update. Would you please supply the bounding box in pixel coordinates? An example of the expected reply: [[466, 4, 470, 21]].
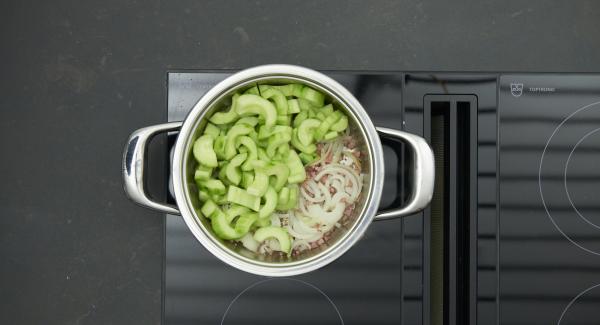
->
[[374, 127, 435, 220], [123, 121, 182, 215], [123, 64, 434, 276], [171, 65, 382, 276]]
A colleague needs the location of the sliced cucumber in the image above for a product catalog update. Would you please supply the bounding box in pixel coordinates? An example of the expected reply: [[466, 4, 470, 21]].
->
[[259, 186, 278, 219], [298, 119, 321, 146], [235, 94, 277, 128], [227, 186, 261, 211], [193, 135, 218, 167], [253, 226, 292, 254], [210, 94, 239, 124]]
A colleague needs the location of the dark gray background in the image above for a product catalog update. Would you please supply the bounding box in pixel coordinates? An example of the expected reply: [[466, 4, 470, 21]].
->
[[1, 1, 599, 324]]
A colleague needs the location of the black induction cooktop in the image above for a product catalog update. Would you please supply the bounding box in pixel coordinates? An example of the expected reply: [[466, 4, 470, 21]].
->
[[164, 71, 600, 325]]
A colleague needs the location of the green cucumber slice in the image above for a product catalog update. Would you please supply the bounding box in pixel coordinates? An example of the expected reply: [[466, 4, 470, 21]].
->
[[323, 131, 339, 140], [259, 186, 278, 219], [293, 111, 308, 128], [273, 84, 293, 96], [266, 132, 292, 157], [200, 200, 218, 219], [286, 150, 306, 183], [225, 205, 250, 223], [330, 115, 348, 132], [225, 153, 248, 185], [258, 125, 292, 140], [235, 94, 277, 128], [290, 84, 304, 98], [203, 179, 226, 195], [193, 135, 218, 167], [194, 165, 213, 182], [256, 163, 290, 191], [276, 114, 292, 126], [241, 171, 254, 189], [315, 111, 342, 141], [210, 94, 239, 124], [198, 189, 210, 202], [253, 226, 292, 254], [235, 136, 258, 171], [235, 116, 260, 127], [213, 134, 226, 160], [321, 104, 334, 115], [297, 119, 321, 146], [224, 124, 253, 160], [301, 86, 325, 106], [287, 99, 300, 114], [259, 85, 288, 115], [291, 129, 317, 154], [298, 152, 318, 165], [203, 123, 221, 138], [276, 187, 290, 210], [227, 186, 261, 211], [247, 171, 269, 197]]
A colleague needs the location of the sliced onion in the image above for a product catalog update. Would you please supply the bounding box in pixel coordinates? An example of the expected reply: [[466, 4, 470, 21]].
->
[[287, 226, 322, 242], [342, 149, 361, 171], [282, 137, 365, 250], [315, 165, 360, 202], [292, 239, 311, 252], [327, 174, 346, 194], [326, 192, 351, 210], [240, 233, 259, 252], [317, 182, 332, 203], [308, 203, 345, 226], [271, 214, 281, 227], [260, 238, 281, 254], [286, 212, 323, 241], [306, 180, 323, 198], [290, 212, 320, 234], [332, 141, 343, 163], [299, 197, 311, 216], [301, 181, 324, 203]]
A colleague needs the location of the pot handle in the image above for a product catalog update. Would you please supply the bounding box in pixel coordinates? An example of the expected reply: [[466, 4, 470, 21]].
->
[[122, 122, 182, 215], [373, 127, 435, 220]]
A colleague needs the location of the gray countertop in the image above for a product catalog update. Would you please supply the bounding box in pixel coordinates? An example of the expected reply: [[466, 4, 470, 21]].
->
[[1, 1, 599, 324]]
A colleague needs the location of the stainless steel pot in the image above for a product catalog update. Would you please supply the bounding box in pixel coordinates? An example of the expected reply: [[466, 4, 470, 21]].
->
[[123, 65, 434, 276]]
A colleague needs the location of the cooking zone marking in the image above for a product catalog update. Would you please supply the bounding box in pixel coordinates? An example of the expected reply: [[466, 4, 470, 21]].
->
[[564, 127, 600, 230], [558, 283, 600, 325], [539, 100, 600, 256], [220, 278, 344, 325]]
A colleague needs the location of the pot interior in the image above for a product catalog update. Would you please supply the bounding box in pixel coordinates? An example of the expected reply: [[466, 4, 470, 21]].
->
[[181, 76, 375, 266]]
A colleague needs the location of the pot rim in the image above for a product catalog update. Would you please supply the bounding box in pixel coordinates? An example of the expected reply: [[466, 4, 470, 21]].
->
[[171, 64, 385, 276]]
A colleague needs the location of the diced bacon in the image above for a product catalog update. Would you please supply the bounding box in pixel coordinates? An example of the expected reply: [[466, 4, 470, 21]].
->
[[343, 136, 357, 149], [344, 204, 355, 217]]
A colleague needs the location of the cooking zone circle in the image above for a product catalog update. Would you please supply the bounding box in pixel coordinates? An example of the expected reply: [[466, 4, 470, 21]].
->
[[558, 283, 600, 325], [564, 127, 600, 230], [539, 101, 600, 255], [221, 278, 344, 325]]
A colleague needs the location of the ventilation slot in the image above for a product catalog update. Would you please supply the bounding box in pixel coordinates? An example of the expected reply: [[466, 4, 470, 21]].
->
[[424, 95, 477, 325]]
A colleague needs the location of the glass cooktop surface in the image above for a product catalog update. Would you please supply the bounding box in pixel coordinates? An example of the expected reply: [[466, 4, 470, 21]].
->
[[499, 74, 600, 325]]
